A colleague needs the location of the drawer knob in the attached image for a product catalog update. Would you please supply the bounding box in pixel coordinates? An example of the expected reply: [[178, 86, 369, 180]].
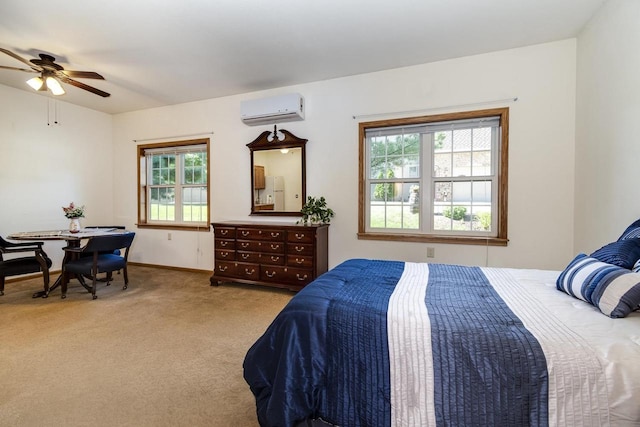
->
[[296, 273, 308, 281], [220, 230, 228, 235], [295, 258, 305, 264], [245, 268, 255, 275], [220, 252, 228, 258], [270, 244, 280, 250], [295, 233, 305, 240], [241, 243, 249, 248], [218, 265, 227, 272], [265, 270, 276, 278], [220, 241, 228, 247], [270, 232, 280, 238], [241, 231, 250, 237], [242, 254, 250, 259], [294, 246, 304, 252], [271, 256, 280, 262]]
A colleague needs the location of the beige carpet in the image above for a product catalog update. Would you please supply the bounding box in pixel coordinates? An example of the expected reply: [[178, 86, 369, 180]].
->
[[0, 266, 293, 427]]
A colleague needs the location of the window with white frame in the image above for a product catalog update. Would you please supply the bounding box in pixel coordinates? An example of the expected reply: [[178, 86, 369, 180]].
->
[[137, 138, 210, 230], [358, 108, 508, 246]]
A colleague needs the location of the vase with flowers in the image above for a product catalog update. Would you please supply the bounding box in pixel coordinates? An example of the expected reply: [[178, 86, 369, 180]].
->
[[63, 202, 85, 233]]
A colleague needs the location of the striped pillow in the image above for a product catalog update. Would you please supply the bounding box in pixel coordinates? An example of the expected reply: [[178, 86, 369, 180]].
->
[[556, 254, 640, 318], [633, 259, 640, 273]]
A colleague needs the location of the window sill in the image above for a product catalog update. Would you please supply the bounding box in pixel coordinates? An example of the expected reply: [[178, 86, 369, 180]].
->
[[136, 223, 211, 232], [357, 232, 508, 246]]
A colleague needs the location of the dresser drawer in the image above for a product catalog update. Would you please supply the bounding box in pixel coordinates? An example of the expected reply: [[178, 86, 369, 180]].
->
[[288, 243, 314, 256], [261, 241, 285, 254], [237, 251, 260, 263], [215, 249, 235, 261], [261, 266, 314, 285], [237, 228, 285, 241], [262, 253, 286, 266], [260, 265, 287, 282], [213, 260, 237, 277], [287, 230, 314, 243], [236, 262, 260, 280], [287, 254, 313, 268], [285, 267, 314, 285], [237, 240, 262, 251], [215, 239, 235, 250], [237, 240, 285, 254], [214, 227, 236, 239]]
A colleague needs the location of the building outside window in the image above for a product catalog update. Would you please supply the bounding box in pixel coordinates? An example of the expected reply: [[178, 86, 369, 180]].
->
[[358, 108, 508, 246], [137, 138, 210, 230]]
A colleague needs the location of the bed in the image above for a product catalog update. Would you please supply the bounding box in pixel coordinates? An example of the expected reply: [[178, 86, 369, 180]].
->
[[243, 258, 640, 427]]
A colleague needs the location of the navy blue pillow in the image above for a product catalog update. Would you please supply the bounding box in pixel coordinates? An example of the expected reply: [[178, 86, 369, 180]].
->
[[590, 239, 640, 269], [618, 218, 640, 240]]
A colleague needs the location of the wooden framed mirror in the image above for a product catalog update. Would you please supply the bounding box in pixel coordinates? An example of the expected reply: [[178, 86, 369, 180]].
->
[[248, 126, 306, 216]]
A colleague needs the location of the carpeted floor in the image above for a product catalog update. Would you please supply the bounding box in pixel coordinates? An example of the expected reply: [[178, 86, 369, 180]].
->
[[0, 266, 294, 427]]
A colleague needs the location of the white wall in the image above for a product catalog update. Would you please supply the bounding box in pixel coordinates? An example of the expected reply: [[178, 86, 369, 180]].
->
[[575, 0, 640, 253], [0, 85, 113, 269], [113, 39, 577, 271]]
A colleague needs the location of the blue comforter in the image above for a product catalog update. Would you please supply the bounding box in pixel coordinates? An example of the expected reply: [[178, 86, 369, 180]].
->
[[243, 259, 548, 427]]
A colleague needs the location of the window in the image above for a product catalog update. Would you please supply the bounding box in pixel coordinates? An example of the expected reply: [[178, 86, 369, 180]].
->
[[137, 138, 210, 230], [358, 108, 508, 246]]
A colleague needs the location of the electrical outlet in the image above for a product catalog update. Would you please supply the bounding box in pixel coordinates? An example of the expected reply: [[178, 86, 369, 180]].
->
[[427, 247, 435, 258], [168, 232, 172, 241]]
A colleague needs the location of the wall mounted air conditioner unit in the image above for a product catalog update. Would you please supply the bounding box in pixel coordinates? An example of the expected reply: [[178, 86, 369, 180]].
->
[[240, 93, 305, 126]]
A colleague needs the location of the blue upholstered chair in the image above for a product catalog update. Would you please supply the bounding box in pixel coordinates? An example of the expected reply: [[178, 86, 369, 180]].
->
[[61, 232, 135, 300], [83, 226, 126, 280], [0, 236, 52, 296]]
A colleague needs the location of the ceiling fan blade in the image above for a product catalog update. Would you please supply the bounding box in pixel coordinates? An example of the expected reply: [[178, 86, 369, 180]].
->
[[59, 70, 105, 80], [0, 48, 41, 71], [0, 64, 37, 73], [57, 75, 110, 98]]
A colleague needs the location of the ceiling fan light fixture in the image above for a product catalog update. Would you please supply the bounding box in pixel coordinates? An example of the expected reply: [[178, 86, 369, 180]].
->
[[3, 49, 109, 98], [26, 76, 44, 91], [46, 76, 65, 95]]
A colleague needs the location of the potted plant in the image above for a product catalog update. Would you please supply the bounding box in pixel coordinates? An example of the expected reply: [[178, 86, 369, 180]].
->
[[298, 196, 335, 225]]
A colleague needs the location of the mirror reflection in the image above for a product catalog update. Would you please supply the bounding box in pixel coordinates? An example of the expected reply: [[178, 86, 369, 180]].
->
[[253, 148, 303, 212], [248, 127, 307, 216]]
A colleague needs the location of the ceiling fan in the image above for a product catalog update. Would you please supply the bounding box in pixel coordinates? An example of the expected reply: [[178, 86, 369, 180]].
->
[[0, 48, 110, 97]]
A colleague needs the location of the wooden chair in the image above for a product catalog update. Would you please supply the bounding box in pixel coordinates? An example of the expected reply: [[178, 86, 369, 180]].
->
[[0, 236, 52, 296], [61, 232, 135, 300]]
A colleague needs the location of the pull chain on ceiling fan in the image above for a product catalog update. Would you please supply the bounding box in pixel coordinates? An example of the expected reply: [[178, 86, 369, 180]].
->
[[0, 48, 110, 97]]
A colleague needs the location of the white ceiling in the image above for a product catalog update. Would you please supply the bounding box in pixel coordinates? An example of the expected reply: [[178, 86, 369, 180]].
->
[[0, 0, 607, 115]]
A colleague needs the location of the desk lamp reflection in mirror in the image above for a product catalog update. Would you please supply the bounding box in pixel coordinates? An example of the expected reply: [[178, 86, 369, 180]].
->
[[248, 126, 306, 216]]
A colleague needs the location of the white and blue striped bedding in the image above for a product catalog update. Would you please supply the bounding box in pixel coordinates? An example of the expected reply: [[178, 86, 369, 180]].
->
[[243, 259, 640, 427]]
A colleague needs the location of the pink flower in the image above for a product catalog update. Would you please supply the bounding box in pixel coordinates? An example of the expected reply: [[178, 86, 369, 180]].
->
[[62, 202, 85, 219]]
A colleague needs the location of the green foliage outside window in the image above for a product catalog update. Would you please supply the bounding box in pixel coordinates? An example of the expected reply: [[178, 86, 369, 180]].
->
[[374, 169, 396, 200], [443, 206, 467, 221], [370, 133, 419, 201], [475, 211, 492, 231], [184, 152, 207, 184]]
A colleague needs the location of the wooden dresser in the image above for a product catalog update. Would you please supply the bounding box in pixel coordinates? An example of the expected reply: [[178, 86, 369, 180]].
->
[[210, 221, 329, 291]]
